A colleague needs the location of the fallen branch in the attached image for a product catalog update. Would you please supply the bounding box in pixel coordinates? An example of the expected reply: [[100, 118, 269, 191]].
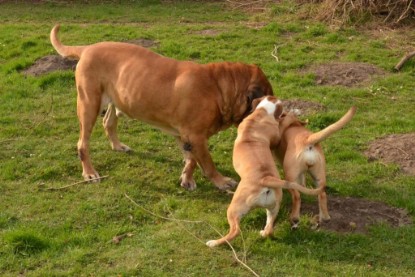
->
[[394, 50, 415, 71], [112, 232, 134, 244], [45, 175, 109, 191], [124, 193, 260, 277]]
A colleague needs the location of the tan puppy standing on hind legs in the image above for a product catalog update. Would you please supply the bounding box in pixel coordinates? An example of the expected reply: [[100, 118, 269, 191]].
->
[[50, 25, 274, 190], [274, 106, 356, 227], [206, 96, 324, 248]]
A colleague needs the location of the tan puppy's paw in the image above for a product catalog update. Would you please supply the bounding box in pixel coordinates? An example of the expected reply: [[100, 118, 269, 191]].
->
[[82, 172, 101, 183], [180, 176, 197, 191], [260, 230, 273, 238], [291, 222, 300, 230], [319, 213, 331, 223], [206, 240, 219, 248], [112, 143, 132, 152], [290, 218, 300, 230]]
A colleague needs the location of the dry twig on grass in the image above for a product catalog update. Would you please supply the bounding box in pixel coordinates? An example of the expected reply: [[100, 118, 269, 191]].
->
[[45, 175, 109, 191], [394, 50, 415, 71], [112, 232, 134, 244], [124, 193, 260, 277]]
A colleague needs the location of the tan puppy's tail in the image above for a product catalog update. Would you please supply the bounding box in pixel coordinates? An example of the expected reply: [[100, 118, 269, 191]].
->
[[261, 176, 323, 195], [50, 25, 86, 60], [306, 106, 356, 145]]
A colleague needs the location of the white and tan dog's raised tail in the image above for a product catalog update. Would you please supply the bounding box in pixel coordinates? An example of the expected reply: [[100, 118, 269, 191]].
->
[[50, 24, 86, 60], [306, 106, 357, 145], [260, 176, 324, 196]]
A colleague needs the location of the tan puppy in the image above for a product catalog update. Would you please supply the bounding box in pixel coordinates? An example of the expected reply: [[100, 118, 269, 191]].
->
[[50, 25, 274, 190], [206, 96, 324, 247], [274, 106, 356, 227]]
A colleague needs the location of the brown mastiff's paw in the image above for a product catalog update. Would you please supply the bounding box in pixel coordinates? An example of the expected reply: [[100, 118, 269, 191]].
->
[[180, 176, 197, 191], [112, 143, 132, 152], [215, 177, 238, 191]]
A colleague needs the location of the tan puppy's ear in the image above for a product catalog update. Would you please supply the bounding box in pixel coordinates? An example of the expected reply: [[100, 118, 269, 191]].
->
[[250, 97, 263, 112]]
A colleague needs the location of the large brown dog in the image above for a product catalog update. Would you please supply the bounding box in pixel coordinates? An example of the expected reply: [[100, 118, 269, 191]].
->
[[274, 106, 356, 227], [50, 25, 274, 190], [206, 96, 323, 247]]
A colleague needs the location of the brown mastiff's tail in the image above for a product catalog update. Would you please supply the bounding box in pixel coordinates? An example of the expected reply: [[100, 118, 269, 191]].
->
[[50, 25, 86, 60], [306, 106, 356, 145], [261, 176, 323, 195]]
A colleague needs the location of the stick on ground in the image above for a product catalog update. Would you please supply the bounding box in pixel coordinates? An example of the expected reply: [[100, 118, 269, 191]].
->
[[395, 50, 415, 71]]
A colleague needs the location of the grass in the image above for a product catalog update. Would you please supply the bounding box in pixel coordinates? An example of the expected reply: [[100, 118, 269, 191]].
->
[[0, 0, 414, 276]]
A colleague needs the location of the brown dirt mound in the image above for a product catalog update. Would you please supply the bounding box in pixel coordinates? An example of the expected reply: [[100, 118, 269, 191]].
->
[[302, 196, 412, 234], [23, 55, 77, 76], [24, 38, 158, 76], [282, 99, 326, 116], [306, 62, 387, 87], [124, 38, 159, 48], [365, 133, 415, 176]]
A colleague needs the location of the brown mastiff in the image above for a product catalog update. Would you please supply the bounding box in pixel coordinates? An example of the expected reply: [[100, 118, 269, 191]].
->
[[50, 25, 273, 190], [206, 96, 323, 247]]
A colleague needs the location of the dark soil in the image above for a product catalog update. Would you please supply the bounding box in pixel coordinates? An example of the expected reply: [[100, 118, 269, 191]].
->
[[305, 62, 387, 87], [302, 196, 412, 234], [365, 133, 415, 176]]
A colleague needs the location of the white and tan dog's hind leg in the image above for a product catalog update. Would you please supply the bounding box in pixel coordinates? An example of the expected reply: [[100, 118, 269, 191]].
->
[[103, 103, 132, 152]]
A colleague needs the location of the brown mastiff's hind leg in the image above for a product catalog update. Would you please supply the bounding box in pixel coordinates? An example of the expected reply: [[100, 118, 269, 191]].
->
[[184, 134, 237, 190], [103, 103, 131, 152], [76, 83, 101, 182]]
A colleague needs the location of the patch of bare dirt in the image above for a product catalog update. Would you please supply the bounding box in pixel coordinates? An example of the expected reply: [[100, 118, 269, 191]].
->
[[302, 196, 412, 234], [305, 62, 387, 87], [365, 133, 415, 176], [124, 38, 159, 48], [23, 55, 77, 76], [281, 99, 326, 116], [225, 0, 272, 13], [23, 38, 158, 76], [192, 29, 221, 36]]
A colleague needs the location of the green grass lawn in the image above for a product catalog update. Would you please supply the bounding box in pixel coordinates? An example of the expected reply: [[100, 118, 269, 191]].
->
[[1, 1, 414, 276]]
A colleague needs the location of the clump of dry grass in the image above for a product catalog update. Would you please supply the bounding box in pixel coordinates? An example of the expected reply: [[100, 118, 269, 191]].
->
[[313, 0, 414, 25]]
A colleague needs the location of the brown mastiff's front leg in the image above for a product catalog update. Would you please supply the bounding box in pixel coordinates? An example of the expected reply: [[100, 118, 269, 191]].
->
[[176, 137, 198, 190], [181, 134, 237, 191]]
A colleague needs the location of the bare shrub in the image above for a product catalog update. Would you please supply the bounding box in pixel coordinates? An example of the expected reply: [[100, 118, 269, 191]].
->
[[313, 0, 415, 25]]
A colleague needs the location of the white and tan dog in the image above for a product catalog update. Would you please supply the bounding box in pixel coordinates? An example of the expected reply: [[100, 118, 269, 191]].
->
[[206, 96, 323, 247], [50, 25, 274, 190], [274, 106, 356, 227]]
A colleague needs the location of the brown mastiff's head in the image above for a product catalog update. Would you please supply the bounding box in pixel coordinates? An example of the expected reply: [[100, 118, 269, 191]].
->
[[209, 62, 274, 128], [231, 64, 274, 125]]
